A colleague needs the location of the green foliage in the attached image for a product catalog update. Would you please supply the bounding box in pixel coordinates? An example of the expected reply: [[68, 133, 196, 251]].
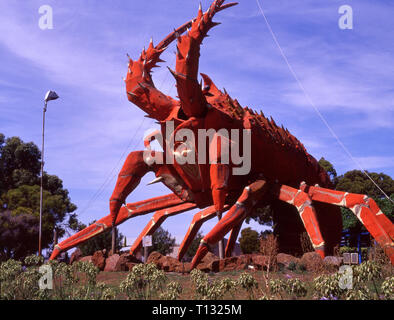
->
[[0, 134, 79, 261], [238, 272, 259, 299], [318, 157, 338, 183], [288, 261, 297, 271], [77, 221, 123, 256], [185, 231, 204, 260], [149, 227, 176, 256], [381, 276, 394, 300], [24, 254, 44, 267], [268, 278, 307, 299], [159, 281, 183, 300], [239, 227, 260, 254], [336, 170, 394, 199], [190, 269, 239, 300], [313, 261, 387, 300], [0, 258, 111, 300], [336, 170, 394, 230], [313, 273, 346, 299], [120, 263, 167, 300]]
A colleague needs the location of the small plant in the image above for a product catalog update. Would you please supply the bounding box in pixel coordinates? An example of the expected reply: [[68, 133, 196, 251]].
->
[[313, 273, 345, 300], [190, 269, 238, 300], [160, 281, 183, 300], [269, 279, 287, 299], [120, 263, 167, 300], [259, 234, 278, 288], [287, 278, 308, 298], [288, 261, 297, 271], [24, 255, 44, 267], [238, 272, 259, 300], [381, 276, 394, 300], [268, 278, 307, 299]]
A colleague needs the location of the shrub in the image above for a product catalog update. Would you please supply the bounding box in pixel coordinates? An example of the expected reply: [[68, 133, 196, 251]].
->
[[238, 272, 259, 300], [381, 276, 394, 300], [288, 262, 297, 271], [239, 227, 260, 254], [268, 278, 307, 299], [120, 263, 167, 300], [190, 269, 238, 300], [160, 281, 183, 300]]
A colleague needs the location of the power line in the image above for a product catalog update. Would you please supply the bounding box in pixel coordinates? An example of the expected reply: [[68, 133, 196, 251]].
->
[[255, 0, 393, 203]]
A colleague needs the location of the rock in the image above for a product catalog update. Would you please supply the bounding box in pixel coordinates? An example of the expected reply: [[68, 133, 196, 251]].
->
[[202, 252, 219, 263], [161, 256, 182, 272], [70, 248, 83, 264], [236, 254, 252, 270], [277, 253, 300, 268], [114, 253, 142, 271], [323, 256, 343, 268], [251, 254, 270, 270], [79, 256, 93, 263], [147, 251, 165, 269], [195, 252, 220, 273], [104, 254, 120, 272], [175, 262, 191, 273], [218, 257, 239, 272], [125, 262, 138, 271], [92, 251, 106, 271], [300, 252, 323, 271], [196, 262, 211, 273]]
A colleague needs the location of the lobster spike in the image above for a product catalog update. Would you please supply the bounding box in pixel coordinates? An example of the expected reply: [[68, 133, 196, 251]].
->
[[147, 176, 164, 186], [167, 66, 178, 80]]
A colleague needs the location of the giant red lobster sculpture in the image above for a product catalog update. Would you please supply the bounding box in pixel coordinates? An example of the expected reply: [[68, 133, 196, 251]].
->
[[50, 1, 394, 266]]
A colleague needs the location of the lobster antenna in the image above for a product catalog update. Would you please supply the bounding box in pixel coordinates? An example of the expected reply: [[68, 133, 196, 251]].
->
[[255, 0, 393, 203]]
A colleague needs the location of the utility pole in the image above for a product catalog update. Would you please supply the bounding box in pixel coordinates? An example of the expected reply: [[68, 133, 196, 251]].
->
[[217, 212, 224, 259], [38, 90, 59, 256]]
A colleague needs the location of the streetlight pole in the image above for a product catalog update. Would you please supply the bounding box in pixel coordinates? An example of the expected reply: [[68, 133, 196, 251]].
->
[[38, 91, 59, 257]]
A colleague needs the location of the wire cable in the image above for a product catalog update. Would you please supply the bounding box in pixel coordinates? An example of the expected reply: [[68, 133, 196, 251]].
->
[[255, 0, 393, 203]]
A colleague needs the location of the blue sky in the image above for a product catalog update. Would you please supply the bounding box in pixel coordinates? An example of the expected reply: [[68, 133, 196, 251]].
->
[[0, 0, 393, 246]]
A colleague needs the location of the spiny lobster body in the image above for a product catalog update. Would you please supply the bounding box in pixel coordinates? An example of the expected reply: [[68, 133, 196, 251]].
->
[[50, 1, 393, 266]]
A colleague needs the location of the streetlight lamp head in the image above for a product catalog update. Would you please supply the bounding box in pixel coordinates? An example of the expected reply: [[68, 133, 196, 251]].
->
[[44, 90, 59, 102]]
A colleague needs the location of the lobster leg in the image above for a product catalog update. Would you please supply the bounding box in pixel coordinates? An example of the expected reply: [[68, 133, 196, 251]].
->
[[50, 193, 185, 260], [307, 185, 394, 264], [177, 205, 230, 261], [276, 184, 326, 258], [191, 180, 268, 268], [129, 202, 197, 255], [109, 151, 152, 226]]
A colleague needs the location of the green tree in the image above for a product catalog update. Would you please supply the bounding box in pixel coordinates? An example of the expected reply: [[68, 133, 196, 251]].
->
[[239, 227, 260, 254], [0, 134, 79, 260], [77, 221, 123, 256], [185, 231, 204, 260], [318, 157, 338, 184], [0, 210, 39, 261], [336, 170, 394, 231], [149, 227, 176, 256], [336, 170, 394, 199]]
